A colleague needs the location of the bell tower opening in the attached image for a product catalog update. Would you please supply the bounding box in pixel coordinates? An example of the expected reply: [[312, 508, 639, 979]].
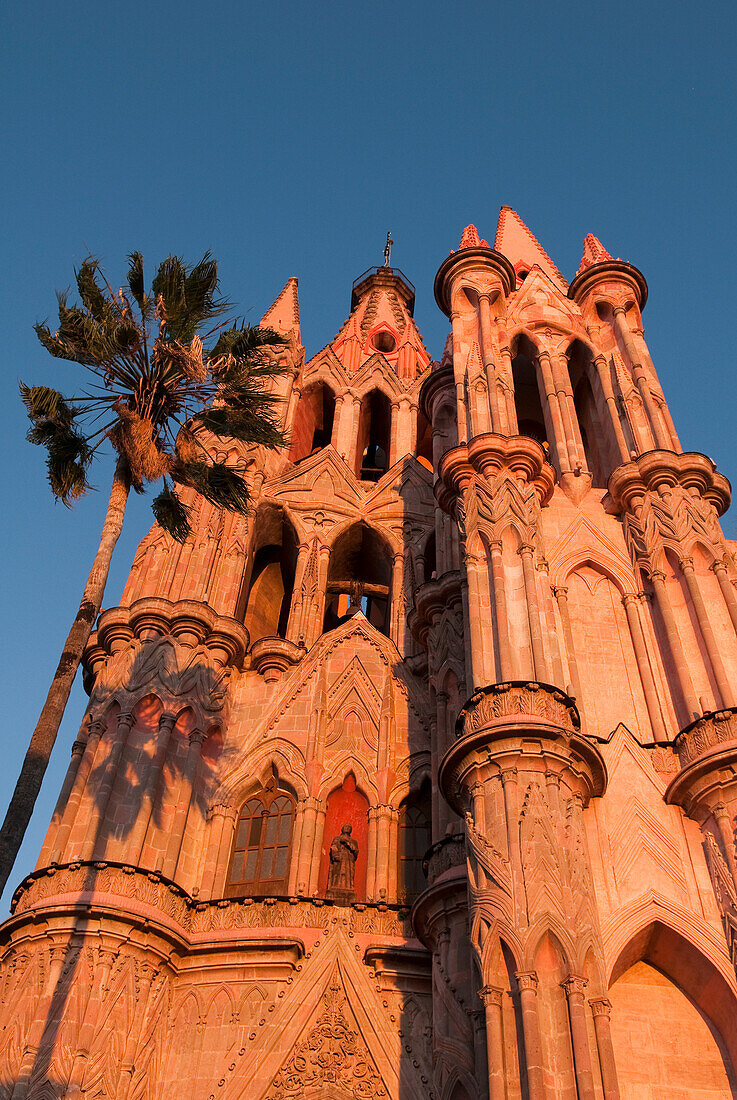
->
[[356, 389, 391, 481], [290, 381, 336, 462], [241, 506, 298, 642], [323, 523, 392, 636], [512, 335, 548, 446]]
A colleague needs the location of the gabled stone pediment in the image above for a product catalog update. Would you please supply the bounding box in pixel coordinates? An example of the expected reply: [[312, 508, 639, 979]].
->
[[301, 345, 351, 390], [268, 446, 362, 508], [507, 267, 582, 335], [350, 353, 404, 397], [363, 456, 434, 512], [216, 920, 429, 1100], [547, 511, 637, 592]]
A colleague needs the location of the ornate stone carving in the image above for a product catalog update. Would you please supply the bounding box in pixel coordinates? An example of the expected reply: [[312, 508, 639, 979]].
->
[[267, 967, 388, 1099], [673, 708, 737, 768], [460, 681, 580, 738], [12, 863, 413, 938], [423, 834, 465, 886]]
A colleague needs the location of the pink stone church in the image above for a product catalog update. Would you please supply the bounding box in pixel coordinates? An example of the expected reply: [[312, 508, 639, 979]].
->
[[2, 208, 737, 1098]]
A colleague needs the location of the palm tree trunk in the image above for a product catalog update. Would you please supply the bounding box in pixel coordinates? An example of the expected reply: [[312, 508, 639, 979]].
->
[[0, 458, 130, 897]]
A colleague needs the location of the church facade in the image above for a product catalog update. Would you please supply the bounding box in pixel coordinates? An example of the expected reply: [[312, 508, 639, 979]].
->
[[2, 208, 737, 1098]]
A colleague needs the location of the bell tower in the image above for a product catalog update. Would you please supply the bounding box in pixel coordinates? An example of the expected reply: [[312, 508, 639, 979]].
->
[[2, 215, 737, 1099]]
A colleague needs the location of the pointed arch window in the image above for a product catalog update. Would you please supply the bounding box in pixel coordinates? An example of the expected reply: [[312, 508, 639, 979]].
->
[[398, 784, 431, 900], [227, 777, 295, 897]]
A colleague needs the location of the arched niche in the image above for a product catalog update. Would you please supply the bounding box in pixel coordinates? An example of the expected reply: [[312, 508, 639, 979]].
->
[[324, 523, 392, 636], [397, 779, 431, 901], [433, 401, 458, 468], [568, 339, 616, 488], [318, 773, 369, 899], [290, 381, 336, 463], [415, 408, 433, 471], [356, 388, 392, 481], [533, 931, 577, 1098], [564, 561, 651, 739], [511, 334, 548, 447], [608, 922, 737, 1095], [242, 506, 298, 643]]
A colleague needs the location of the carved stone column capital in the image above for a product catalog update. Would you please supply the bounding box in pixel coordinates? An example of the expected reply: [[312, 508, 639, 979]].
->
[[479, 984, 505, 1008], [562, 975, 588, 999], [589, 997, 612, 1019], [515, 971, 539, 994]]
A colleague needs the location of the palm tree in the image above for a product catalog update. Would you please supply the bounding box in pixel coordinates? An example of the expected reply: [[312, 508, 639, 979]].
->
[[0, 252, 289, 895]]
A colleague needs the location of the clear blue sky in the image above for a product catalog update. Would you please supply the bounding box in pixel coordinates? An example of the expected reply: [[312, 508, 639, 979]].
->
[[1, 0, 735, 910]]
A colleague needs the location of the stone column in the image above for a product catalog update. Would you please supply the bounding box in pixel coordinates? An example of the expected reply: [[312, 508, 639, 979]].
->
[[479, 294, 503, 433], [516, 972, 545, 1100], [589, 998, 621, 1099], [520, 544, 547, 680], [713, 804, 737, 884], [563, 975, 596, 1100], [592, 353, 630, 463], [128, 710, 178, 865], [45, 717, 105, 866], [611, 307, 670, 450], [536, 348, 571, 473], [680, 557, 735, 707], [489, 540, 515, 680], [200, 803, 233, 897], [622, 593, 668, 742], [712, 559, 737, 636], [82, 710, 135, 861], [649, 571, 700, 719], [553, 586, 586, 722], [296, 796, 321, 894], [162, 729, 207, 879], [479, 985, 506, 1100]]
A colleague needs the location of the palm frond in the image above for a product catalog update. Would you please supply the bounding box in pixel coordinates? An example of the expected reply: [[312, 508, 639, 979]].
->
[[126, 252, 147, 313], [20, 383, 75, 428], [152, 481, 191, 543], [75, 259, 116, 325], [209, 323, 288, 367], [174, 460, 250, 514], [193, 405, 287, 448]]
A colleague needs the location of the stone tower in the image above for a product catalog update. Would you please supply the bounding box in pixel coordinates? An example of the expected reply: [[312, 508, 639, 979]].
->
[[2, 211, 737, 1098]]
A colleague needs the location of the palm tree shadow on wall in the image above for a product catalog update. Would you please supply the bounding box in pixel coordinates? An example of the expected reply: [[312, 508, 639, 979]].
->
[[1, 639, 228, 1098]]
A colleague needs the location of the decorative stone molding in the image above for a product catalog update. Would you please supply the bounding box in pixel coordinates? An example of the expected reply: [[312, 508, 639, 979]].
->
[[250, 636, 304, 682], [422, 834, 465, 886], [458, 680, 580, 738], [436, 434, 555, 517], [608, 450, 731, 572], [441, 682, 604, 816], [409, 571, 462, 650], [10, 861, 413, 939], [672, 708, 737, 770]]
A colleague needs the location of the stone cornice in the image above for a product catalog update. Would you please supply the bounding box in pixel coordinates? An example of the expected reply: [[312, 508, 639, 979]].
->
[[434, 247, 517, 316], [85, 597, 249, 689], [666, 708, 737, 816], [568, 259, 648, 309], [439, 682, 606, 814], [436, 434, 556, 515], [8, 861, 414, 942], [608, 450, 731, 516]]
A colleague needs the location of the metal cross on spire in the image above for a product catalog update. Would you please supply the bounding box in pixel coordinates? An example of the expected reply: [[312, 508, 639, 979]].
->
[[383, 231, 394, 268]]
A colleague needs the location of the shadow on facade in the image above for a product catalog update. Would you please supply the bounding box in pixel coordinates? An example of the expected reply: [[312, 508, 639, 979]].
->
[[6, 643, 225, 1097]]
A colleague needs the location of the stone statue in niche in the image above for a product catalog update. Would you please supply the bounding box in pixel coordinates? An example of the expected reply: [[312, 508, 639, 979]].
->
[[326, 824, 358, 902]]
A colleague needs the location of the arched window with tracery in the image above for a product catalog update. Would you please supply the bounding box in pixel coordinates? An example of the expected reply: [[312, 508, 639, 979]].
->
[[398, 782, 431, 901], [227, 777, 295, 897]]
